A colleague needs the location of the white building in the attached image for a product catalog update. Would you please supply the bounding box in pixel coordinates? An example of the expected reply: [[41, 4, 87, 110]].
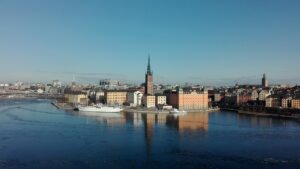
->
[[259, 90, 271, 101], [99, 79, 119, 89], [127, 91, 143, 107], [37, 89, 44, 94], [52, 80, 62, 88], [251, 90, 259, 101]]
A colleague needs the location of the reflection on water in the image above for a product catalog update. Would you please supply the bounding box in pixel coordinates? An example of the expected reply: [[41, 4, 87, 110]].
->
[[166, 113, 209, 133], [236, 113, 291, 129], [1, 100, 300, 169], [74, 111, 210, 133], [75, 111, 126, 126]]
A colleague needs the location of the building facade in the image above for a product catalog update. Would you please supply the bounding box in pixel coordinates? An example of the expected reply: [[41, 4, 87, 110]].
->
[[104, 90, 128, 105], [282, 97, 292, 108], [251, 90, 259, 101], [258, 90, 270, 101], [291, 99, 300, 109], [266, 97, 281, 108], [143, 95, 156, 108], [164, 88, 208, 110], [64, 91, 88, 105], [237, 93, 252, 105], [156, 95, 167, 106], [127, 91, 143, 107]]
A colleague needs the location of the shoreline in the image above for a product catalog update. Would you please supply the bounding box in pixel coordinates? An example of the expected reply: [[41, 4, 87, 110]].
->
[[221, 108, 300, 121], [47, 100, 300, 121], [51, 101, 220, 114], [238, 110, 300, 120]]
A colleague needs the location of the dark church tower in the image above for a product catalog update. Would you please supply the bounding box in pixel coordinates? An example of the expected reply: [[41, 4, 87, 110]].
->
[[145, 55, 154, 96], [262, 73, 268, 88]]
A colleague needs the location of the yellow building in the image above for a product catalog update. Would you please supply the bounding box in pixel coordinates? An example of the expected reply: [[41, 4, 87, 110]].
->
[[104, 90, 128, 105], [64, 91, 88, 105], [143, 95, 156, 108], [156, 95, 166, 106], [291, 99, 300, 109]]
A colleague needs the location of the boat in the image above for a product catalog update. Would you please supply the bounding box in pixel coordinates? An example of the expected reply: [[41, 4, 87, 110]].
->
[[76, 105, 123, 113], [169, 109, 187, 116]]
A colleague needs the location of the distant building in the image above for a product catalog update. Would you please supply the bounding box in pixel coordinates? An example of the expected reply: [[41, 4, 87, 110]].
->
[[258, 90, 270, 101], [37, 89, 44, 94], [237, 92, 251, 105], [155, 95, 166, 106], [224, 93, 237, 106], [89, 89, 105, 103], [142, 95, 156, 108], [64, 91, 88, 105], [52, 80, 62, 88], [104, 90, 128, 105], [282, 97, 292, 108], [127, 91, 143, 107], [251, 90, 259, 101], [291, 99, 300, 109], [99, 79, 119, 89], [145, 56, 154, 96], [262, 73, 269, 88], [266, 96, 281, 108], [164, 88, 208, 110], [214, 93, 222, 102]]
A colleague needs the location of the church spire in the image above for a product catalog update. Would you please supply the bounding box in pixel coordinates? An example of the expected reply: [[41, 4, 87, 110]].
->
[[147, 55, 152, 74]]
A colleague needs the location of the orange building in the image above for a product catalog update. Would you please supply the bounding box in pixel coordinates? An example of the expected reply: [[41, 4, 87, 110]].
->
[[164, 88, 208, 110], [291, 99, 300, 109]]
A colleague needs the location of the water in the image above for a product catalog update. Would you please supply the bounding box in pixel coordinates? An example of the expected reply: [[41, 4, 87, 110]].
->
[[0, 99, 299, 169]]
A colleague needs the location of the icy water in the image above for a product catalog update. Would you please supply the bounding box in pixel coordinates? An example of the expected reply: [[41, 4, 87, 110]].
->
[[0, 99, 300, 169]]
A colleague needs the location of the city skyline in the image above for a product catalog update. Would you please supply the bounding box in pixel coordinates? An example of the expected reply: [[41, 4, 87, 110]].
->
[[1, 0, 300, 85]]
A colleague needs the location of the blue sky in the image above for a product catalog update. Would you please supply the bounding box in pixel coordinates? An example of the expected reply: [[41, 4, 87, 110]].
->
[[0, 0, 300, 85]]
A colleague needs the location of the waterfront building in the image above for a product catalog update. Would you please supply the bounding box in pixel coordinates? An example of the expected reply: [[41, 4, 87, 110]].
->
[[145, 56, 154, 96], [237, 92, 252, 105], [262, 73, 269, 88], [265, 96, 281, 108], [251, 90, 259, 101], [64, 91, 88, 105], [164, 88, 208, 110], [104, 90, 128, 105], [127, 91, 143, 107], [258, 90, 270, 101], [89, 89, 105, 103], [155, 95, 167, 106], [282, 97, 292, 108], [291, 99, 300, 109], [142, 95, 156, 108]]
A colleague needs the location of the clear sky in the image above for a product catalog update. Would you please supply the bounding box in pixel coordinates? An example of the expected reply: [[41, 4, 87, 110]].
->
[[0, 0, 300, 85]]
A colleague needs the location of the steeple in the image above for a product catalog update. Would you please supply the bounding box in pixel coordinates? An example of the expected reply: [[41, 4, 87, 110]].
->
[[147, 55, 152, 74]]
